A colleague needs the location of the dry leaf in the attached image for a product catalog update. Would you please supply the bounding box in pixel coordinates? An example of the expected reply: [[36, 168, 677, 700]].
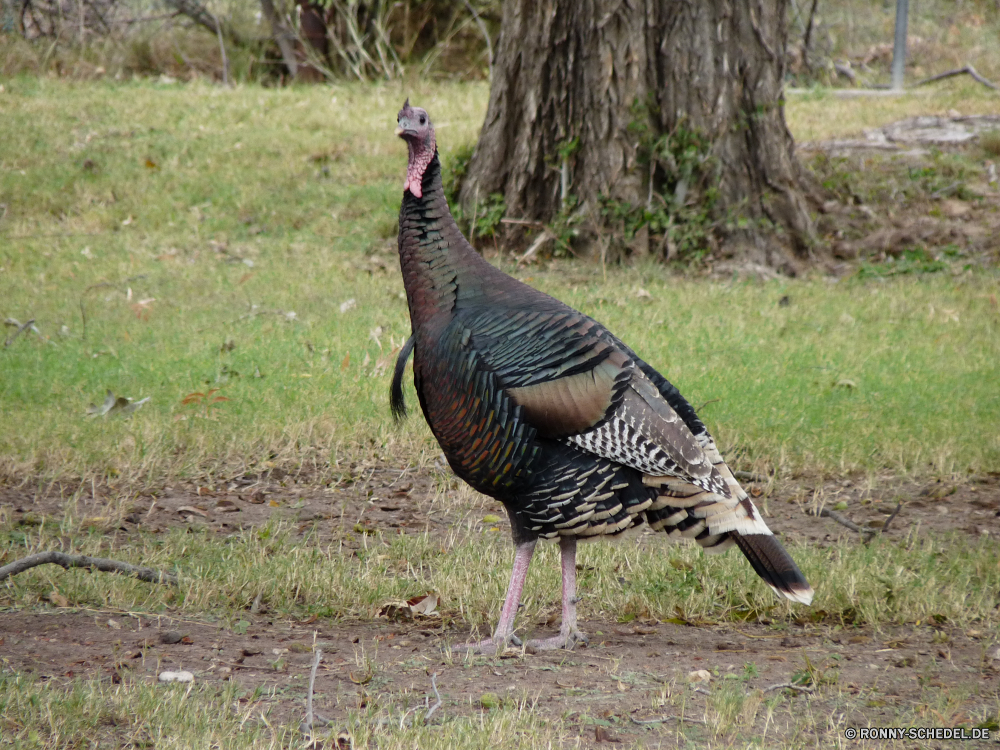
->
[[407, 593, 439, 617], [687, 669, 712, 683], [47, 591, 69, 608], [349, 671, 372, 685]]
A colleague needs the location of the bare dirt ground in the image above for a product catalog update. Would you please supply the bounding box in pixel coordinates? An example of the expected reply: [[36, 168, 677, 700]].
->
[[3, 468, 1000, 747]]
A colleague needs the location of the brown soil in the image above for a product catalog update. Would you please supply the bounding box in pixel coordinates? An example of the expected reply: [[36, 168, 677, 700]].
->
[[2, 469, 1000, 747]]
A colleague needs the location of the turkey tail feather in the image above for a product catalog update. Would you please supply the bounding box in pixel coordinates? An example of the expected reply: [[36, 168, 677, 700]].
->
[[732, 532, 813, 605], [390, 335, 416, 422]]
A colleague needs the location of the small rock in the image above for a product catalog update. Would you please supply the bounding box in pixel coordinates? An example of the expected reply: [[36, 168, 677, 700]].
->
[[159, 630, 184, 644], [158, 670, 194, 683]]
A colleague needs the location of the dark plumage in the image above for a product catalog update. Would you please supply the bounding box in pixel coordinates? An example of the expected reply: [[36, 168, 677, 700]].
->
[[392, 101, 813, 653]]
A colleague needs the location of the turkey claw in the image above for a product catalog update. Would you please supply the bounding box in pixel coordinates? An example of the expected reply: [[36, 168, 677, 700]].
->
[[525, 629, 588, 651]]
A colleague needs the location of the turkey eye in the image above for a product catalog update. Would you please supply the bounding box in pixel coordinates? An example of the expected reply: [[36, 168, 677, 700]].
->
[[419, 116, 426, 124]]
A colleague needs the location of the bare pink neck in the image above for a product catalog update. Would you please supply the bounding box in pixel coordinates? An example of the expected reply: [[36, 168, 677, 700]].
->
[[404, 131, 436, 198]]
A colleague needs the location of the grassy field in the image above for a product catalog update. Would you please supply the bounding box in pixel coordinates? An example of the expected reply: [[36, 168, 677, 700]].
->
[[2, 80, 1000, 748], [1, 78, 998, 487]]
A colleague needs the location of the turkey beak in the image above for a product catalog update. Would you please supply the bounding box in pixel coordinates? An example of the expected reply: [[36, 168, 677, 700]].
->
[[395, 125, 405, 137]]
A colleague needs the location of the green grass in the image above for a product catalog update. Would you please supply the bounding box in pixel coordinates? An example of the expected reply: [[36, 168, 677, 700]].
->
[[1, 78, 998, 485], [4, 510, 999, 631], [0, 669, 567, 750]]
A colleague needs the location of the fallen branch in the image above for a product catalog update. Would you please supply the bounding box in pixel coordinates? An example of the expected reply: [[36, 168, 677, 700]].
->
[[0, 551, 177, 585], [517, 229, 555, 266], [733, 470, 769, 483], [881, 502, 903, 534], [914, 65, 999, 92], [500, 218, 546, 228], [817, 507, 867, 535], [221, 661, 290, 674], [163, 0, 243, 46], [764, 682, 814, 693], [424, 672, 443, 722], [299, 649, 325, 738], [3, 318, 37, 348], [631, 714, 706, 726]]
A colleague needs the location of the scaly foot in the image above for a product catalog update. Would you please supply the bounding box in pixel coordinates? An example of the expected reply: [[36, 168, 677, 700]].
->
[[450, 634, 523, 656], [525, 629, 588, 652]]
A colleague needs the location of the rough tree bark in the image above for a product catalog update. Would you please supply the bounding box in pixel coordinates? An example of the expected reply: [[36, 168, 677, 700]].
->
[[458, 0, 824, 273]]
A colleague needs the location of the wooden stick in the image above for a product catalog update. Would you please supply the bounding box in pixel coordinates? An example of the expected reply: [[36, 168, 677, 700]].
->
[[3, 318, 35, 348], [733, 470, 769, 483], [914, 65, 999, 92], [817, 507, 867, 535], [764, 682, 814, 693], [500, 218, 546, 228], [517, 229, 555, 265], [0, 551, 177, 585], [882, 502, 903, 534], [304, 649, 322, 735], [424, 671, 442, 722], [631, 714, 706, 726]]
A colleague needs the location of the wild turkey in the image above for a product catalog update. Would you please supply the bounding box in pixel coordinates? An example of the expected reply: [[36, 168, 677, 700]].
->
[[392, 101, 813, 654]]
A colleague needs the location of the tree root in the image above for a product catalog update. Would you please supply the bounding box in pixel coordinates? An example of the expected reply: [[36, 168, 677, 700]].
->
[[915, 65, 999, 92], [0, 551, 177, 585]]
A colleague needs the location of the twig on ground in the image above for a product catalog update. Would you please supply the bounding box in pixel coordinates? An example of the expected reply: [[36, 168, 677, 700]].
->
[[0, 551, 177, 585], [631, 714, 706, 726], [881, 502, 903, 534], [914, 65, 999, 92], [814, 507, 878, 542], [300, 649, 323, 738], [500, 218, 546, 228], [692, 686, 711, 696], [733, 470, 768, 483], [818, 507, 865, 534], [4, 318, 36, 348], [518, 229, 555, 266], [424, 671, 443, 722], [221, 661, 289, 674], [764, 682, 814, 693], [834, 62, 858, 85]]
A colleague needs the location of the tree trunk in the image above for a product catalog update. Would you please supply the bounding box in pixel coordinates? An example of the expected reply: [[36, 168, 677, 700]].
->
[[458, 0, 824, 273]]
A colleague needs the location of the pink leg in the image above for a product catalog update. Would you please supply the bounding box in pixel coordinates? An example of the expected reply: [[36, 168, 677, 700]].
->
[[526, 536, 587, 651], [453, 540, 536, 655]]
